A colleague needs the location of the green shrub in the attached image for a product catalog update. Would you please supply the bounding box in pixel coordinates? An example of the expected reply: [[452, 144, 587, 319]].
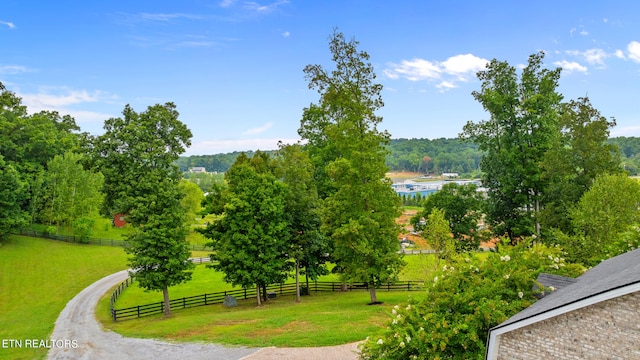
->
[[359, 239, 584, 360], [73, 217, 95, 243]]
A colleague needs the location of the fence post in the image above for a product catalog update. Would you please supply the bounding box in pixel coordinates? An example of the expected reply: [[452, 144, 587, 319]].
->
[[137, 305, 140, 318], [204, 293, 207, 305]]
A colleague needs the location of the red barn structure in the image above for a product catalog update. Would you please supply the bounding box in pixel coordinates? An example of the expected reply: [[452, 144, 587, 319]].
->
[[113, 213, 127, 228]]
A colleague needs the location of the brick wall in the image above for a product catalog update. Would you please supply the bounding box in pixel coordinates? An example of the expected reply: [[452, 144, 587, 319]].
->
[[496, 291, 640, 360]]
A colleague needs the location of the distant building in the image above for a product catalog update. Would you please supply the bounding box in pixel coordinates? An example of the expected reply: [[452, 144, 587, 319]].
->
[[113, 213, 127, 228], [441, 172, 459, 178], [189, 167, 207, 173]]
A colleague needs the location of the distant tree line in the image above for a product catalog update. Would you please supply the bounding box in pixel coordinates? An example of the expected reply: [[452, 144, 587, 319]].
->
[[175, 136, 640, 178], [609, 137, 640, 175], [175, 151, 274, 173]]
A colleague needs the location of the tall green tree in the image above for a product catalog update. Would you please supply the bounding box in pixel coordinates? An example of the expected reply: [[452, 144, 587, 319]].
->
[[300, 30, 404, 303], [412, 182, 484, 251], [201, 152, 292, 305], [541, 97, 622, 232], [0, 155, 28, 240], [423, 208, 456, 262], [0, 82, 83, 223], [39, 151, 104, 229], [276, 143, 328, 302], [178, 179, 204, 225], [91, 103, 194, 316], [462, 52, 563, 241], [564, 173, 640, 265]]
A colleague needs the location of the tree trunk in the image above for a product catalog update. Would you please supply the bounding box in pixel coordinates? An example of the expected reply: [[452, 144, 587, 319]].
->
[[305, 266, 310, 290], [163, 287, 171, 316], [256, 283, 261, 306], [295, 260, 301, 302], [535, 197, 541, 236], [369, 286, 378, 304]]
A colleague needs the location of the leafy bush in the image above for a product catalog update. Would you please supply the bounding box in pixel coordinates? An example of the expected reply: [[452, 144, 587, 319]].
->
[[359, 239, 584, 360], [43, 226, 57, 236], [73, 217, 95, 243]]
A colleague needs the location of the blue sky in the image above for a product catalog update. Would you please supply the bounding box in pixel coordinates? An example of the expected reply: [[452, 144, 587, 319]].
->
[[2, 1, 640, 155]]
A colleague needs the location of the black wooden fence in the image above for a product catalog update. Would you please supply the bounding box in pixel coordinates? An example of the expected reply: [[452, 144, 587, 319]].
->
[[111, 280, 424, 321], [17, 229, 212, 251]]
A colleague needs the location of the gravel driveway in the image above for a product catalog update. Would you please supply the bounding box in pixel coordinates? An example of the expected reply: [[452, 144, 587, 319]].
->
[[47, 270, 360, 360]]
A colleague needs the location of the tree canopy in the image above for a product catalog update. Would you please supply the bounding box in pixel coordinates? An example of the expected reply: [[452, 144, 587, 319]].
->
[[300, 30, 404, 303], [91, 102, 194, 316], [412, 182, 485, 251], [462, 52, 563, 241], [201, 152, 291, 305], [360, 240, 584, 360]]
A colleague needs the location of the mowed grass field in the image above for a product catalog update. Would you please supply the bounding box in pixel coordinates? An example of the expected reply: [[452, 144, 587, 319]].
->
[[97, 254, 438, 347], [0, 236, 128, 360], [98, 289, 421, 347], [0, 233, 439, 358]]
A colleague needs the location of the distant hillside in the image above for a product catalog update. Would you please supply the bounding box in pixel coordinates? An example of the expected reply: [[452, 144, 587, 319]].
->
[[176, 137, 640, 176], [175, 150, 274, 173]]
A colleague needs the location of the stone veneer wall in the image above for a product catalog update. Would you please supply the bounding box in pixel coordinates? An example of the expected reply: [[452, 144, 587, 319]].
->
[[496, 291, 640, 360]]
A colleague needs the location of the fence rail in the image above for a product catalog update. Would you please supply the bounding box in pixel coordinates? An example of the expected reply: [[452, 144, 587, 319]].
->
[[111, 280, 424, 321], [17, 229, 212, 251]]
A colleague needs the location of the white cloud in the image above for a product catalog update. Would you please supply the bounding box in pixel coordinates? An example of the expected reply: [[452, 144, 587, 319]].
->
[[436, 81, 456, 92], [186, 137, 300, 155], [440, 54, 487, 76], [177, 40, 216, 47], [580, 30, 589, 36], [385, 58, 441, 81], [243, 122, 273, 135], [220, 0, 237, 7], [139, 13, 202, 22], [628, 41, 640, 63], [384, 53, 487, 90], [614, 49, 626, 59], [0, 65, 30, 74], [281, 31, 290, 38], [565, 48, 609, 68], [0, 20, 15, 29], [18, 88, 118, 127], [553, 60, 588, 74], [610, 125, 640, 138], [243, 0, 289, 13], [569, 27, 576, 37], [583, 48, 608, 66], [20, 89, 110, 107]]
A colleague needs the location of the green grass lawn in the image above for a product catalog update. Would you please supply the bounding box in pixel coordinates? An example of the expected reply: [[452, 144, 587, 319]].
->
[[0, 236, 128, 360], [98, 253, 440, 347], [110, 254, 435, 309], [0, 233, 441, 357], [98, 288, 422, 347]]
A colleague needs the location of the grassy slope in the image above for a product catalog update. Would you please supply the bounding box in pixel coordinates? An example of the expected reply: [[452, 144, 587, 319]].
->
[[98, 290, 419, 347], [0, 233, 441, 357], [0, 236, 128, 360], [98, 254, 438, 347]]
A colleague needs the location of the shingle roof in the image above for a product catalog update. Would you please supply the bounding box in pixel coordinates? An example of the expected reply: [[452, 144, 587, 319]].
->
[[494, 248, 640, 329], [532, 273, 579, 299]]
